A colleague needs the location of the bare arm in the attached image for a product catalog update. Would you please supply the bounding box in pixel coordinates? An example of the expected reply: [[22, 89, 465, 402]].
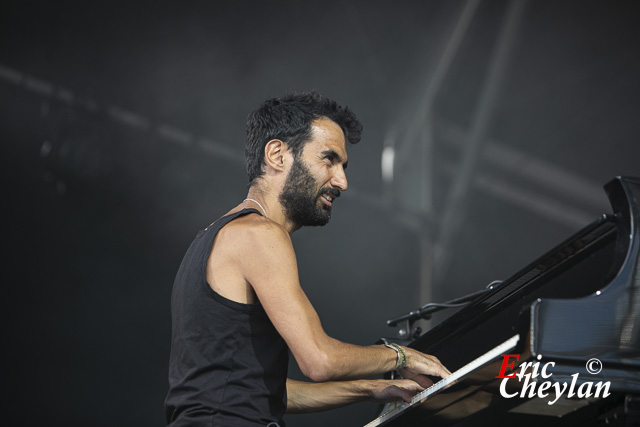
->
[[235, 221, 450, 382], [286, 378, 424, 413]]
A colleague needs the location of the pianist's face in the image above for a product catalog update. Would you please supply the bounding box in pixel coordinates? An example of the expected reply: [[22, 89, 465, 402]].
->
[[279, 118, 349, 228]]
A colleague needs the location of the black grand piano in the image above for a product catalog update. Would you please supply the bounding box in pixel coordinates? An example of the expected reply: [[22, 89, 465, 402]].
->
[[366, 176, 640, 426]]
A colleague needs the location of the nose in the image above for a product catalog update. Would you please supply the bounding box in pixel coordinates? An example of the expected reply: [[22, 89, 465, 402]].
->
[[330, 165, 348, 191]]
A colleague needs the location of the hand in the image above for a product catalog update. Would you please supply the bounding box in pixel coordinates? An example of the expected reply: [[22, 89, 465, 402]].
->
[[368, 379, 425, 403], [399, 348, 452, 387]]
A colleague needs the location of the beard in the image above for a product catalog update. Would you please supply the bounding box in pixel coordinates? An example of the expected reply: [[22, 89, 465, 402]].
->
[[279, 157, 340, 228]]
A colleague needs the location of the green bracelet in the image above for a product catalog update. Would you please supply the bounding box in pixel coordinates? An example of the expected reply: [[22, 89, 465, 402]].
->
[[383, 342, 407, 370]]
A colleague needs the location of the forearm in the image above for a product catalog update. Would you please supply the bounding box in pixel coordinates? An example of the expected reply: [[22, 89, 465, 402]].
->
[[286, 377, 422, 413], [286, 378, 371, 413], [300, 337, 398, 381]]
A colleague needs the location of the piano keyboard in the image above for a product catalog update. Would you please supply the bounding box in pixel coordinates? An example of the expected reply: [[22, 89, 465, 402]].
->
[[364, 334, 520, 427]]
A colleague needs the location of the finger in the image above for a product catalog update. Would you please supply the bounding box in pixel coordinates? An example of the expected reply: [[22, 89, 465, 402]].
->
[[381, 385, 414, 403], [431, 364, 452, 378], [440, 364, 453, 377], [400, 389, 414, 403], [392, 379, 425, 393], [397, 369, 434, 388], [426, 355, 452, 378], [409, 374, 433, 389]]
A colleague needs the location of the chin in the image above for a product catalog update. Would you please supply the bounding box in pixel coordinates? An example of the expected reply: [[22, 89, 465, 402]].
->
[[300, 210, 331, 228]]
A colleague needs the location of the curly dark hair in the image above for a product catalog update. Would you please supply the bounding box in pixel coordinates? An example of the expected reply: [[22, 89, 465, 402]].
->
[[245, 91, 363, 186]]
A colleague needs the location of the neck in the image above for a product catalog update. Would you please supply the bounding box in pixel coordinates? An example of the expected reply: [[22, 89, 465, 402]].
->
[[245, 185, 298, 235]]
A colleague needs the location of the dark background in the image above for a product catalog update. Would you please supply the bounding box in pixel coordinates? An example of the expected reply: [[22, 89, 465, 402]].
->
[[1, 1, 639, 426]]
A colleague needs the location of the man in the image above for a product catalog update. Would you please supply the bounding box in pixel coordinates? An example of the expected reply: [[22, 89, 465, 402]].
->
[[165, 92, 450, 426]]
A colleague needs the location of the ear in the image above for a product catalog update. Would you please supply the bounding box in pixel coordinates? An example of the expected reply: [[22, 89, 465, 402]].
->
[[263, 139, 288, 172]]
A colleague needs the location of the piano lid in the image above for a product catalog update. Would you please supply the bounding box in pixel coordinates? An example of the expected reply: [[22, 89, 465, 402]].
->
[[531, 176, 640, 377]]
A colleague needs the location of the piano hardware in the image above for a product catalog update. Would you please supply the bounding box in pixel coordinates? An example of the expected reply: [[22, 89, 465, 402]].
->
[[366, 176, 640, 426], [386, 281, 505, 341]]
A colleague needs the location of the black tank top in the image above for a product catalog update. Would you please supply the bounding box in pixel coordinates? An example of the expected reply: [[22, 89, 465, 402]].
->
[[165, 209, 289, 426]]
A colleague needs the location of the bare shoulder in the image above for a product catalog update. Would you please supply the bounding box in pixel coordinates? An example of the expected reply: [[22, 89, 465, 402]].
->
[[214, 213, 293, 259], [207, 213, 296, 303]]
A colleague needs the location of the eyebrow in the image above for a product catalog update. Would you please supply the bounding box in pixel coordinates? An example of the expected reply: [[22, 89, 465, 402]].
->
[[321, 149, 348, 170]]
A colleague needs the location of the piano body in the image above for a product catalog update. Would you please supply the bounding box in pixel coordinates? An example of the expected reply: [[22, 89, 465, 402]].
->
[[368, 176, 640, 426]]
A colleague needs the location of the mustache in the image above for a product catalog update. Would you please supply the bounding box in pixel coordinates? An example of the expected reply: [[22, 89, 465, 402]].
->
[[320, 188, 341, 199]]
